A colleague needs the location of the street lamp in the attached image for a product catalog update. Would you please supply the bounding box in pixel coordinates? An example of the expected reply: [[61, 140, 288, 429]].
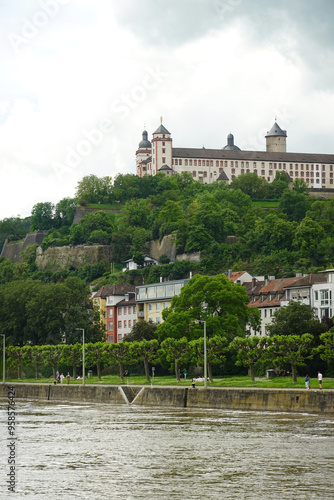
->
[[0, 335, 5, 384], [203, 321, 207, 389], [75, 328, 85, 386]]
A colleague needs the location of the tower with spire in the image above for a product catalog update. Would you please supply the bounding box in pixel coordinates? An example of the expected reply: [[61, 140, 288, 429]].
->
[[151, 117, 173, 174]]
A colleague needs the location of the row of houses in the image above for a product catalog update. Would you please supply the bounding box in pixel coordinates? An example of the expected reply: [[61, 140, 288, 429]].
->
[[92, 269, 334, 342]]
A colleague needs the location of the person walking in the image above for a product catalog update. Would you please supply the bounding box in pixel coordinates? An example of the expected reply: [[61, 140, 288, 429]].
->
[[317, 371, 323, 389], [60, 373, 64, 384], [305, 374, 311, 390], [66, 372, 71, 384]]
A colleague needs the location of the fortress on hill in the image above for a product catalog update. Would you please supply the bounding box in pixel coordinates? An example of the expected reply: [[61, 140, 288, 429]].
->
[[136, 119, 334, 190]]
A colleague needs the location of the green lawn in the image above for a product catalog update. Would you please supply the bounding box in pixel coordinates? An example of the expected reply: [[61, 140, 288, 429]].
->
[[86, 204, 123, 210], [5, 375, 334, 389]]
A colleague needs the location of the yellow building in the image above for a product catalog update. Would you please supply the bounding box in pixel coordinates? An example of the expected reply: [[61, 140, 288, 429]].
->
[[136, 279, 190, 324]]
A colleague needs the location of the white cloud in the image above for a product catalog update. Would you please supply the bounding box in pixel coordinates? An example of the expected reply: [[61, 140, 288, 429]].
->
[[0, 0, 334, 219]]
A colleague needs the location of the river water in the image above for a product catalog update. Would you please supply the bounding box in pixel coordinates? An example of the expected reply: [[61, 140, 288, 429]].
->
[[1, 400, 334, 499]]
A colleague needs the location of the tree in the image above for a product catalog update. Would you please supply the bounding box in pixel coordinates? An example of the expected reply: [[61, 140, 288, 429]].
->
[[22, 345, 44, 379], [267, 334, 314, 383], [6, 346, 24, 379], [158, 274, 260, 342], [267, 301, 326, 339], [279, 190, 311, 222], [131, 340, 159, 382], [42, 345, 64, 379], [107, 342, 133, 382], [61, 344, 82, 379], [190, 335, 229, 382], [159, 337, 191, 381], [30, 202, 56, 230], [230, 173, 268, 199], [75, 175, 113, 204], [229, 336, 267, 382], [316, 331, 334, 363], [124, 321, 157, 342], [85, 342, 108, 381], [54, 198, 77, 227]]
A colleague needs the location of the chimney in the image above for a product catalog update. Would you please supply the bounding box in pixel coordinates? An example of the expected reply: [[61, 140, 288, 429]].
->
[[252, 277, 257, 289], [228, 269, 232, 279]]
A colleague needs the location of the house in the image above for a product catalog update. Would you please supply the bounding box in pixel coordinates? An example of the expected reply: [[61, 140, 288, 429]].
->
[[122, 255, 158, 272], [93, 284, 135, 343]]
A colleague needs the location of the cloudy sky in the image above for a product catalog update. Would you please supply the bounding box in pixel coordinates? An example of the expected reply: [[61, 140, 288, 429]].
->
[[1, 0, 334, 219]]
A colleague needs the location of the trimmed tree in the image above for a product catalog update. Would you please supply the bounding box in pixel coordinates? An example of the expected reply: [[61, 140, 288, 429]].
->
[[229, 336, 267, 382], [267, 334, 314, 383]]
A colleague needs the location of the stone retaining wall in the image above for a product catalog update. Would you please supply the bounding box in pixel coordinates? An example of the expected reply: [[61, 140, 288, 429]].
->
[[2, 384, 334, 415]]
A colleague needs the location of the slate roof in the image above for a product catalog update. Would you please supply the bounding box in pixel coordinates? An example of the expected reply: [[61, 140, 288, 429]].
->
[[172, 147, 334, 163], [153, 124, 171, 134], [265, 122, 287, 137]]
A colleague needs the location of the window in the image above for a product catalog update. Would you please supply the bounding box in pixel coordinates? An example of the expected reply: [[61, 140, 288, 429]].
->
[[156, 303, 161, 311], [194, 160, 197, 166], [128, 306, 131, 314], [118, 307, 122, 316], [189, 160, 192, 166], [133, 306, 136, 313], [192, 171, 196, 177], [124, 307, 127, 315], [198, 160, 201, 166], [315, 291, 318, 301], [124, 320, 127, 328], [133, 320, 137, 325], [162, 148, 165, 154], [175, 159, 178, 165], [148, 303, 153, 311], [118, 321, 122, 328], [128, 320, 131, 328], [185, 160, 188, 166], [162, 157, 166, 163], [108, 335, 113, 343], [108, 309, 113, 318], [179, 159, 182, 165], [108, 322, 113, 330], [156, 317, 161, 325]]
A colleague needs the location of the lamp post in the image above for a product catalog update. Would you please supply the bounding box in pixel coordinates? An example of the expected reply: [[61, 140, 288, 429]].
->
[[76, 328, 85, 386], [0, 335, 5, 384], [203, 321, 207, 389]]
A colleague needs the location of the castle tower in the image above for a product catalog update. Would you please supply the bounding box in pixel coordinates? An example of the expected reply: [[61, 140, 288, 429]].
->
[[265, 121, 287, 153], [136, 129, 152, 176], [151, 119, 172, 174]]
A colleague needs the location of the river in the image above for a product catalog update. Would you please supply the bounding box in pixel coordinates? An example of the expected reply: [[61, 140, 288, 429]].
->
[[1, 401, 333, 499]]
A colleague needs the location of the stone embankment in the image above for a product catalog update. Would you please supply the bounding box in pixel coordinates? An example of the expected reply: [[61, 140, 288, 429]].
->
[[2, 384, 334, 415]]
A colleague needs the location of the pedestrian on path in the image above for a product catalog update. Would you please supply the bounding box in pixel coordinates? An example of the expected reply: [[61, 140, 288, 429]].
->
[[305, 374, 311, 390], [318, 371, 323, 389], [66, 372, 71, 384]]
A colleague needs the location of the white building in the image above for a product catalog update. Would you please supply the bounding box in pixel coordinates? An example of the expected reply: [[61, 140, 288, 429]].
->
[[136, 120, 334, 190]]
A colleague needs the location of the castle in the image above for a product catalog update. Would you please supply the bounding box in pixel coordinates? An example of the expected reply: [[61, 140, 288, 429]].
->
[[136, 120, 334, 189]]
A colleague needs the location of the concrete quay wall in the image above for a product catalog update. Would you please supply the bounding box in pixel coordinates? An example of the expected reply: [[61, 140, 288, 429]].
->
[[1, 384, 334, 415]]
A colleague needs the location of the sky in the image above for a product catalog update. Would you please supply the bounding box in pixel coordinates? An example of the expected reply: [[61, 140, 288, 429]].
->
[[1, 0, 334, 220]]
